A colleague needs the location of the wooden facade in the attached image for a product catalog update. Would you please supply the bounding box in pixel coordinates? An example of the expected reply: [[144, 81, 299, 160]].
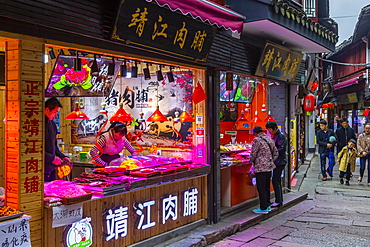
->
[[5, 39, 44, 246], [44, 176, 208, 246]]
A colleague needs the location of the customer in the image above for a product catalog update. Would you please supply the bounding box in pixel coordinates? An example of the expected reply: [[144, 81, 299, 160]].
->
[[90, 121, 136, 167], [335, 118, 356, 154], [329, 114, 340, 132], [338, 139, 360, 186], [250, 126, 278, 214], [266, 122, 287, 208], [357, 123, 370, 184], [316, 119, 337, 180], [44, 97, 71, 182]]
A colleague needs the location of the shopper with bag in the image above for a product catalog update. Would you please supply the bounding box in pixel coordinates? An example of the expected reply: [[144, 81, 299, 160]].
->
[[250, 126, 278, 214], [266, 121, 287, 208]]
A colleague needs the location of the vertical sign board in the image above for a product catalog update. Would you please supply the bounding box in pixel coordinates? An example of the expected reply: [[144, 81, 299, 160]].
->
[[255, 42, 303, 82], [5, 40, 44, 244], [111, 0, 215, 62]]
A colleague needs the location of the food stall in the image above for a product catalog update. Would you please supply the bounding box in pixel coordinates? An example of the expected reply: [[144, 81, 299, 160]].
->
[[3, 28, 210, 247], [39, 41, 210, 246], [219, 72, 273, 208]]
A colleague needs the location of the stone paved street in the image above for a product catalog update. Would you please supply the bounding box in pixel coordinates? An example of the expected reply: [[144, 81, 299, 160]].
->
[[209, 156, 370, 247]]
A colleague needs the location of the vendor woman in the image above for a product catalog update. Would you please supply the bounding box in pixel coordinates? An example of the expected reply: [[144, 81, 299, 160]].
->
[[90, 122, 136, 166]]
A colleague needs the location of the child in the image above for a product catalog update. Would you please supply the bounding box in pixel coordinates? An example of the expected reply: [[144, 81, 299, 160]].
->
[[337, 139, 360, 185]]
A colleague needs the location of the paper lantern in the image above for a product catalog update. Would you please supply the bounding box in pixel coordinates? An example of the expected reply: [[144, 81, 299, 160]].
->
[[303, 94, 315, 111]]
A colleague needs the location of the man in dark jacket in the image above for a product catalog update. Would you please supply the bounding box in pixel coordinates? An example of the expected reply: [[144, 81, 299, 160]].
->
[[335, 118, 356, 154], [317, 119, 337, 180], [44, 97, 71, 182], [329, 114, 340, 132], [266, 122, 287, 208]]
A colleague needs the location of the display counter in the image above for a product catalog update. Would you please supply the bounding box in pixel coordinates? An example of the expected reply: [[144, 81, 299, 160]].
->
[[43, 154, 210, 246], [220, 145, 258, 207], [43, 174, 208, 246]]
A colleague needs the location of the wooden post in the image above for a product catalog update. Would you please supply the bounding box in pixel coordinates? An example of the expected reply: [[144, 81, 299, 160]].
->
[[5, 39, 44, 246]]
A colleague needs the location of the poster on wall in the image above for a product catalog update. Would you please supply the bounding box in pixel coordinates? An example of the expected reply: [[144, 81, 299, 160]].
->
[[220, 72, 238, 102], [45, 55, 121, 97], [70, 71, 194, 148], [233, 76, 257, 103]]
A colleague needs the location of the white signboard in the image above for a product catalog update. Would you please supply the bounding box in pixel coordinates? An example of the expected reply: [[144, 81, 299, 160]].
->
[[0, 216, 31, 247], [52, 203, 83, 228]]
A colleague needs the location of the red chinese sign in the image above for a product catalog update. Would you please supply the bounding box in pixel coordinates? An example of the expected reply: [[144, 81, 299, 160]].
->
[[22, 81, 42, 193]]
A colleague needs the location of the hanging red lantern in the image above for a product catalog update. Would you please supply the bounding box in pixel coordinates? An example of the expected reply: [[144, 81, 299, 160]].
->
[[327, 102, 334, 108], [364, 109, 370, 117], [303, 94, 315, 111], [322, 103, 328, 109], [311, 81, 319, 91]]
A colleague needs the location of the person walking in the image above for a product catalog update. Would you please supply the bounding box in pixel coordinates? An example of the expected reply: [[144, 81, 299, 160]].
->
[[266, 122, 287, 208], [335, 118, 356, 154], [329, 114, 340, 132], [356, 123, 370, 184], [250, 126, 278, 214], [316, 119, 337, 180], [338, 139, 360, 186]]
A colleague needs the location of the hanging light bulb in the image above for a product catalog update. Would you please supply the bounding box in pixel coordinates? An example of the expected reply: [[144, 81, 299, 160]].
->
[[131, 61, 138, 78], [109, 102, 133, 122], [65, 102, 89, 120], [264, 111, 276, 122], [108, 57, 115, 75], [143, 63, 151, 80], [167, 66, 174, 82], [120, 59, 127, 77], [147, 105, 168, 122], [48, 48, 56, 59], [74, 51, 81, 71], [236, 110, 250, 123], [90, 54, 99, 74], [252, 110, 263, 123], [179, 105, 195, 122], [156, 65, 164, 81], [100, 101, 107, 114]]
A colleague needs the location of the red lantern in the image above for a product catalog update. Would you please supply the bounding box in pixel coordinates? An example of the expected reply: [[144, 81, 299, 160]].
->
[[364, 109, 370, 117], [322, 104, 328, 109], [304, 94, 315, 111]]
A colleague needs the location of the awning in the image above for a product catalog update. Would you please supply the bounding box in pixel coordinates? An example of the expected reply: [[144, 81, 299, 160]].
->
[[146, 0, 246, 33], [333, 78, 359, 90]]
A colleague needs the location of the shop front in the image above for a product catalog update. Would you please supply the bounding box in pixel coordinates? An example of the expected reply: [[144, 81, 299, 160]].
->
[[0, 0, 246, 246], [205, 34, 305, 219]]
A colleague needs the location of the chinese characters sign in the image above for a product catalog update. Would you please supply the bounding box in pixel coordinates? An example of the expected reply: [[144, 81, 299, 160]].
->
[[22, 81, 43, 195], [52, 203, 83, 228], [111, 0, 215, 62], [0, 216, 31, 247], [103, 188, 199, 242], [255, 42, 303, 82]]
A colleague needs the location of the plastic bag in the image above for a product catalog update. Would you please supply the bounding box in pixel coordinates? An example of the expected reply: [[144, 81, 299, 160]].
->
[[247, 165, 255, 178]]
